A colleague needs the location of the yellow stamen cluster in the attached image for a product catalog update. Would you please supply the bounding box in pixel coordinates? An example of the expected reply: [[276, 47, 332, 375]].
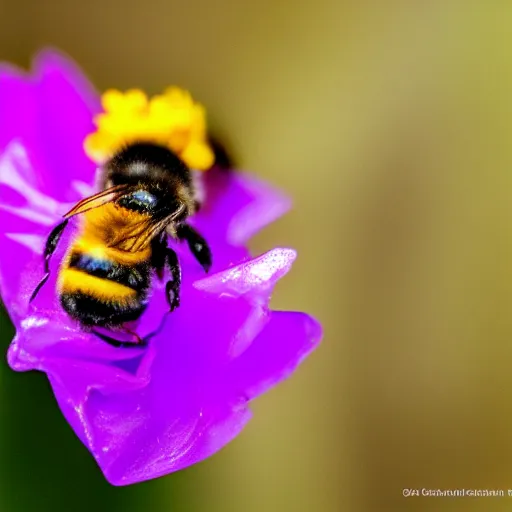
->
[[84, 87, 215, 171]]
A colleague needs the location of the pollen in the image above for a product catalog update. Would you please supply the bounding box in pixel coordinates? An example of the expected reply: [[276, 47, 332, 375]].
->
[[84, 87, 215, 171]]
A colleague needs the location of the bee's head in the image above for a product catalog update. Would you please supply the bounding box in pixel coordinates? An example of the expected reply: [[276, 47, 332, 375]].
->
[[117, 186, 187, 219], [104, 143, 197, 221]]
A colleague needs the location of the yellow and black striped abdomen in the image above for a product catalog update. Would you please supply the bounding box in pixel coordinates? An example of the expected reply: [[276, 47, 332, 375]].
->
[[59, 240, 152, 327]]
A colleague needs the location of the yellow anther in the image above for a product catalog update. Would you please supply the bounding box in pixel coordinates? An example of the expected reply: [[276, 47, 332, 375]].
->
[[84, 87, 214, 171]]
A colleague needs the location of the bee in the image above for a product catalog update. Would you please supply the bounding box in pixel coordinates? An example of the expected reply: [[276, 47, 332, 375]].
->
[[30, 142, 212, 347]]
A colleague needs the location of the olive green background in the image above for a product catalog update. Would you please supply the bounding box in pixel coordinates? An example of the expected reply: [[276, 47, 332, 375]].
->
[[1, 1, 512, 511]]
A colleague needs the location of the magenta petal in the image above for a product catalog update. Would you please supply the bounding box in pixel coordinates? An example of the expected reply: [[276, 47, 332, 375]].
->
[[91, 396, 252, 485], [194, 247, 296, 298], [33, 49, 100, 119], [228, 311, 322, 399], [0, 142, 93, 318], [13, 251, 303, 484], [45, 356, 153, 456], [0, 63, 36, 152], [31, 50, 100, 200], [195, 169, 292, 246], [0, 144, 55, 315], [8, 310, 149, 372], [43, 341, 253, 485]]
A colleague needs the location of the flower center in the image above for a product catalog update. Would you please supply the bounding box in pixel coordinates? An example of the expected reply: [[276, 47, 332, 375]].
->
[[84, 87, 214, 171]]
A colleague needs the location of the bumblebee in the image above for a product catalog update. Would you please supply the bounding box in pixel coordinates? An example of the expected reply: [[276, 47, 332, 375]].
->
[[30, 142, 212, 347]]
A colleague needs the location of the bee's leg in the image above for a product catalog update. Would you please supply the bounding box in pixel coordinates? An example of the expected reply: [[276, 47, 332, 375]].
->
[[151, 237, 181, 311], [165, 247, 181, 311], [122, 326, 146, 345], [92, 329, 147, 348], [176, 224, 212, 273], [30, 219, 69, 302], [133, 247, 181, 345], [151, 234, 166, 280]]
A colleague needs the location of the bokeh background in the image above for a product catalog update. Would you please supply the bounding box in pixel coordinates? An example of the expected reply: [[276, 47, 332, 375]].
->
[[1, 1, 512, 511]]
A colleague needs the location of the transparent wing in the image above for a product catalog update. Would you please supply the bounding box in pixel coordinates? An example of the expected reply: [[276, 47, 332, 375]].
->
[[63, 184, 132, 219]]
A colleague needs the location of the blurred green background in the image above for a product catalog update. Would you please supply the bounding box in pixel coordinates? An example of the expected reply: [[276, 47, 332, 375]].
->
[[2, 1, 512, 511]]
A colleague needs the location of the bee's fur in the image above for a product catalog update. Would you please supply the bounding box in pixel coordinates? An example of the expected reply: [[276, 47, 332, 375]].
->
[[30, 142, 213, 347]]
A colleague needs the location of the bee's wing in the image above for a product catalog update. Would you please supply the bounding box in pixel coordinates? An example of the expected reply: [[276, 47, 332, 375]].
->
[[63, 184, 133, 219], [109, 205, 185, 252], [109, 214, 173, 252]]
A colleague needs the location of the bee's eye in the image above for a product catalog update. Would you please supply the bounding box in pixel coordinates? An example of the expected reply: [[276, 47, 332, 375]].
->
[[119, 190, 157, 212], [132, 190, 157, 206]]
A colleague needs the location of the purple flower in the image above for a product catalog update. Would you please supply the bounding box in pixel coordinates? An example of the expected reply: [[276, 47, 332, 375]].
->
[[0, 50, 322, 485]]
